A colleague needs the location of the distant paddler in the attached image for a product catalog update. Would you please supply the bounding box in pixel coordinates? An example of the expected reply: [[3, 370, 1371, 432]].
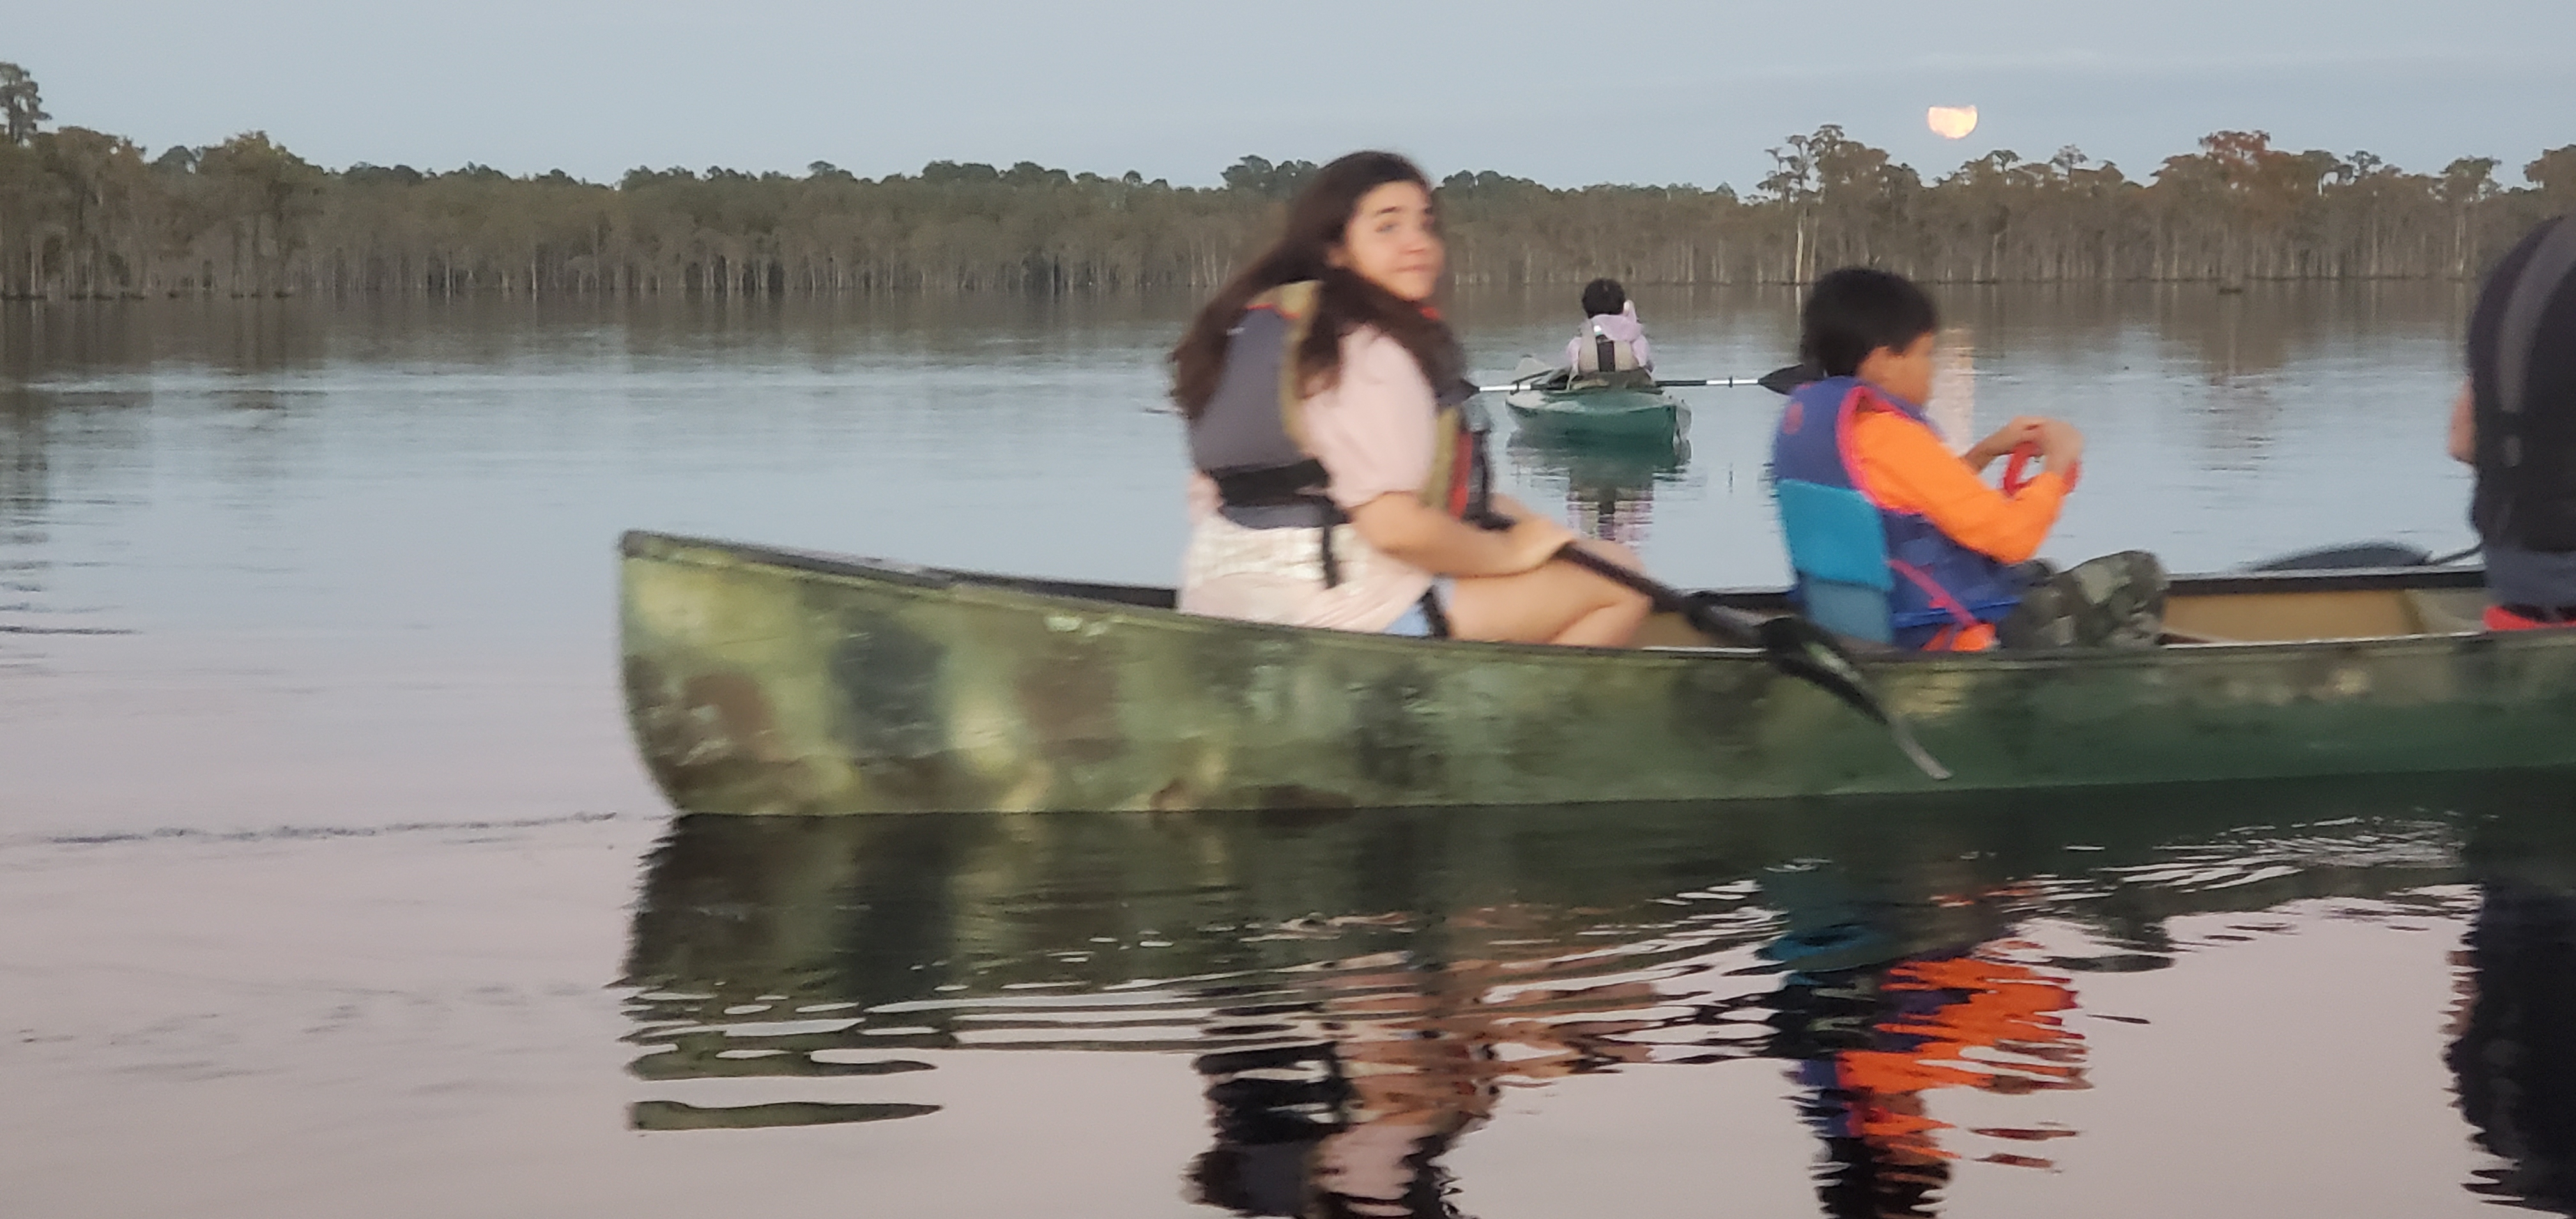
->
[[1565, 277, 1655, 375], [2447, 211, 2576, 630], [1167, 151, 1652, 646]]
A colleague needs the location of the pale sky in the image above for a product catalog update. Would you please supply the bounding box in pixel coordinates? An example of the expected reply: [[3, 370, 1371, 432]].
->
[[17, 0, 2576, 190]]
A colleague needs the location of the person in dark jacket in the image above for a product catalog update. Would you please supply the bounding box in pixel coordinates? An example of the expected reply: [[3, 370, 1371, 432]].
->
[[2448, 213, 2576, 628]]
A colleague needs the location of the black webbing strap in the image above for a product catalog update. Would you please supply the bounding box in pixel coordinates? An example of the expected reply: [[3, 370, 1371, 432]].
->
[[1595, 333, 1617, 372], [1209, 459, 1331, 505], [1208, 461, 1347, 588], [1314, 498, 1344, 588], [1417, 586, 1452, 638], [2501, 215, 2576, 427]]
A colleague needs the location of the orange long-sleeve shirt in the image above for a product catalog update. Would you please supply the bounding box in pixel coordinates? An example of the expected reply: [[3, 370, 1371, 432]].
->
[[1848, 410, 2067, 564], [1846, 406, 2069, 650]]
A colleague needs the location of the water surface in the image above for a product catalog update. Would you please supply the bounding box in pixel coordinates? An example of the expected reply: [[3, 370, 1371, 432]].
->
[[2, 287, 2554, 1218]]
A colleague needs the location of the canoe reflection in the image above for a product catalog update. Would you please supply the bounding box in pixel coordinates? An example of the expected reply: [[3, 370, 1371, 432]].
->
[[1503, 431, 1687, 547], [620, 773, 2576, 1217]]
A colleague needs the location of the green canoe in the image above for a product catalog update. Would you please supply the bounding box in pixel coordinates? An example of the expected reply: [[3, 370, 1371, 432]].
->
[[1502, 369, 1689, 443], [619, 530, 2563, 815]]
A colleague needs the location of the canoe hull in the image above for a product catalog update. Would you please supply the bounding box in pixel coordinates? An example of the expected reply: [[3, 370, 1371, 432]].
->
[[621, 532, 2576, 815]]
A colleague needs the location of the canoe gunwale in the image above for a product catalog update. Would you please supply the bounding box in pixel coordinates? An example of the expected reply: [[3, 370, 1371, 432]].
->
[[620, 530, 2502, 667], [620, 530, 1770, 664]]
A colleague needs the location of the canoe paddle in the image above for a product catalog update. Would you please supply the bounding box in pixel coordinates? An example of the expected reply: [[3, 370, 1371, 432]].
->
[[1471, 511, 1950, 781], [2243, 540, 2481, 571], [1563, 546, 1949, 781]]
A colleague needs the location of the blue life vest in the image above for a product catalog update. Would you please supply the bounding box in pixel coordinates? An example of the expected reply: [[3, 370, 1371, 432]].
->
[[1768, 377, 2024, 648]]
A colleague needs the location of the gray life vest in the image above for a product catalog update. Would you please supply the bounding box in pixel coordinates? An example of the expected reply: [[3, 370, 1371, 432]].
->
[[1185, 280, 1487, 589], [1572, 324, 1645, 374]]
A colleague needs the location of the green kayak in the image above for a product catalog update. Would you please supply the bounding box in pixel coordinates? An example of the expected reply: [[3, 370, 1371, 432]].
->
[[1501, 368, 1689, 443], [619, 530, 2572, 815]]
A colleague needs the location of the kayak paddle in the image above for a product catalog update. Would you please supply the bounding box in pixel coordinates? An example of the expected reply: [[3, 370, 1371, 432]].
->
[[1653, 376, 1772, 388], [1473, 372, 1784, 394]]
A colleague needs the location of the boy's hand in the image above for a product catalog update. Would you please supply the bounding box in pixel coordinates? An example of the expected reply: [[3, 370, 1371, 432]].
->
[[1967, 417, 2049, 469], [2029, 418, 2086, 480]]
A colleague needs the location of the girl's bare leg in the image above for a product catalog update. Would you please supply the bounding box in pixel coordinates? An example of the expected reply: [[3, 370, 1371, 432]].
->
[[1444, 540, 1652, 647]]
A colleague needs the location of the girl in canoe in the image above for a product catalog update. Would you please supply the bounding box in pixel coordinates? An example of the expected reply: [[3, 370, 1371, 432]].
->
[[1169, 151, 1650, 646]]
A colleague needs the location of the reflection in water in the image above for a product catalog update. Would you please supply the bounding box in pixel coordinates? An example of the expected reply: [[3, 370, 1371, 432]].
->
[[1189, 930, 1660, 1217], [1772, 953, 2085, 1217], [1504, 431, 1689, 548], [2453, 815, 2576, 1214], [621, 774, 2576, 1216], [1927, 326, 1977, 448], [1, 384, 53, 657]]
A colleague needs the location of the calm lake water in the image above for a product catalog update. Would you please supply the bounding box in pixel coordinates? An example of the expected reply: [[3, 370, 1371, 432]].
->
[[6, 286, 2568, 1218]]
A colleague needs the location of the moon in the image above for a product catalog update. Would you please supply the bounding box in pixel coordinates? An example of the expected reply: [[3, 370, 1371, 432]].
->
[[1927, 106, 1979, 140]]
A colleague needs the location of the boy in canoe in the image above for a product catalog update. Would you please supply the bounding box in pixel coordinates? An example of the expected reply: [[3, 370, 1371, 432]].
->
[[1769, 267, 2164, 650], [1565, 277, 1653, 374]]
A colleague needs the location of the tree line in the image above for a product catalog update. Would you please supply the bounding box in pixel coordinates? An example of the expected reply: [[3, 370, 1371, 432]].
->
[[1, 62, 2570, 300]]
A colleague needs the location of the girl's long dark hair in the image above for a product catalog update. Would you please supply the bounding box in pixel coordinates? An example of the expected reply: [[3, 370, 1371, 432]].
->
[[1169, 151, 1463, 420]]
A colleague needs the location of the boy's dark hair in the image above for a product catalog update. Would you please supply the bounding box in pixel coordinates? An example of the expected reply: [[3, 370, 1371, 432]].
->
[[1800, 267, 1938, 378], [1580, 277, 1627, 318]]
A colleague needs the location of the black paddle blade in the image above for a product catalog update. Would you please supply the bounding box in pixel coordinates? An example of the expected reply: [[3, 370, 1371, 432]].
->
[[1757, 362, 1823, 395], [1526, 537, 1948, 780], [1755, 616, 1951, 781], [2243, 542, 2433, 572]]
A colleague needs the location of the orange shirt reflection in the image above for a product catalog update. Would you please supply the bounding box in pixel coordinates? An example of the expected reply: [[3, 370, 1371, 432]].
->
[[1824, 954, 2087, 1164]]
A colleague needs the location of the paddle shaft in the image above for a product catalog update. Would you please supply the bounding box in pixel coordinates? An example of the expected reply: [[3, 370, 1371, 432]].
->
[[1545, 541, 1756, 645], [1544, 542, 1950, 780], [1464, 509, 1948, 780], [1474, 374, 1772, 393]]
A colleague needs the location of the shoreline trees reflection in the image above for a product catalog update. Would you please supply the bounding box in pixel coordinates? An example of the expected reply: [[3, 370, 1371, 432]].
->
[[3, 63, 2571, 301], [621, 774, 2576, 1217]]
